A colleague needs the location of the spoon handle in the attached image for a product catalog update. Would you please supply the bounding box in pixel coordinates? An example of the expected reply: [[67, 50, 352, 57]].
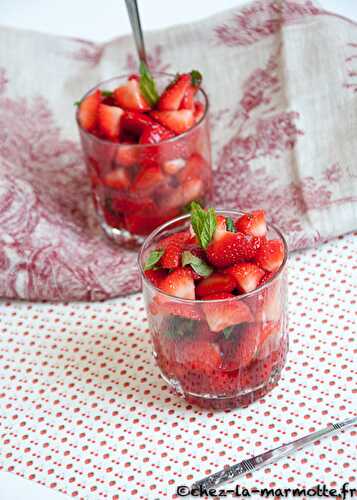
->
[[125, 0, 147, 64]]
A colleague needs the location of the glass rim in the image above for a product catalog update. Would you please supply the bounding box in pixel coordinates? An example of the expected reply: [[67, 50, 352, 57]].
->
[[138, 209, 289, 304], [75, 72, 210, 148]]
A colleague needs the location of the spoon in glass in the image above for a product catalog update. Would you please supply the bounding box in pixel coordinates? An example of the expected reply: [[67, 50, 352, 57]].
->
[[125, 0, 148, 65]]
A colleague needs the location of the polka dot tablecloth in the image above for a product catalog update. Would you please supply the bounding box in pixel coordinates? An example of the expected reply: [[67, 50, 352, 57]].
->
[[0, 234, 356, 500]]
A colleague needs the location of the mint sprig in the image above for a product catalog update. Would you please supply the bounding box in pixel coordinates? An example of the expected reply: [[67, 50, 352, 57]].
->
[[144, 249, 164, 270], [101, 90, 113, 97], [139, 61, 159, 107], [190, 201, 217, 249], [190, 70, 202, 87], [225, 217, 236, 233], [182, 251, 213, 277]]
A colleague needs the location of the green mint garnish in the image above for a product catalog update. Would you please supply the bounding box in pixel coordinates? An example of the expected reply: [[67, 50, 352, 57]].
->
[[166, 316, 198, 339], [101, 90, 113, 97], [182, 251, 213, 278], [225, 217, 236, 233], [190, 70, 202, 87], [74, 100, 81, 107], [222, 326, 235, 339], [139, 61, 159, 107], [190, 201, 217, 249], [144, 249, 164, 270]]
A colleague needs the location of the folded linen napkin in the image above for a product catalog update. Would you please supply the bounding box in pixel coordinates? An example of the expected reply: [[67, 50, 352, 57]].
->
[[0, 0, 356, 300]]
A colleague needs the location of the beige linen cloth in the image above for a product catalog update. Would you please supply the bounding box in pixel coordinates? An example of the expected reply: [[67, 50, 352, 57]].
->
[[0, 0, 356, 300]]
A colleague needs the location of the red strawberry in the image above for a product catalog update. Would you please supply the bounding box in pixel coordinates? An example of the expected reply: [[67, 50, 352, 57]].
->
[[196, 272, 237, 298], [201, 292, 253, 332], [162, 158, 186, 175], [150, 110, 194, 134], [144, 269, 167, 288], [121, 111, 156, 137], [235, 210, 267, 237], [78, 89, 101, 132], [113, 78, 150, 111], [140, 122, 175, 144], [180, 84, 196, 110], [157, 74, 191, 111], [159, 267, 195, 300], [151, 299, 204, 321], [103, 168, 131, 190], [182, 178, 204, 206], [97, 104, 124, 141], [258, 271, 274, 287], [124, 209, 180, 236], [175, 340, 221, 372], [226, 263, 265, 294], [206, 232, 260, 268], [115, 142, 139, 167], [196, 322, 218, 342], [222, 327, 258, 370], [103, 209, 124, 229], [256, 239, 285, 272], [193, 101, 205, 122], [159, 231, 190, 269], [131, 165, 165, 193]]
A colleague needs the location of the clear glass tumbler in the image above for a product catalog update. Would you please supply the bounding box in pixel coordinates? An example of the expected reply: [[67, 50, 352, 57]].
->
[[138, 210, 288, 410], [76, 75, 212, 246]]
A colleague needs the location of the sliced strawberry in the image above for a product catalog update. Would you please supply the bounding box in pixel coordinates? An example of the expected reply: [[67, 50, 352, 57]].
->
[[131, 165, 165, 193], [121, 111, 156, 137], [256, 239, 285, 272], [115, 142, 139, 167], [258, 271, 274, 287], [103, 168, 131, 190], [201, 292, 253, 332], [175, 340, 221, 372], [226, 263, 265, 294], [180, 84, 196, 110], [162, 158, 186, 175], [97, 104, 124, 141], [78, 89, 101, 132], [235, 210, 267, 237], [157, 74, 191, 111], [151, 299, 204, 321], [150, 110, 195, 134], [193, 101, 205, 122], [140, 122, 175, 144], [222, 326, 258, 370], [144, 269, 167, 288], [114, 78, 150, 111], [182, 178, 204, 206], [206, 232, 260, 268], [177, 153, 207, 182], [159, 267, 195, 300], [159, 231, 190, 269], [196, 272, 237, 298], [212, 215, 228, 242]]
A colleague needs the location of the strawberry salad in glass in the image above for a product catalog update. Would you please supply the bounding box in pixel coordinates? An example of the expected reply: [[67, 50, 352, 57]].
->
[[139, 203, 288, 409], [76, 64, 212, 245]]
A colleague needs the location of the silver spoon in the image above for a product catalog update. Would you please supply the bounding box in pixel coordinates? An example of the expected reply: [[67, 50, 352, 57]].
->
[[125, 0, 148, 65]]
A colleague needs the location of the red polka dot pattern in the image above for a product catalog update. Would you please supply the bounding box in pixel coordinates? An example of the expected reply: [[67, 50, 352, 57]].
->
[[0, 234, 356, 498]]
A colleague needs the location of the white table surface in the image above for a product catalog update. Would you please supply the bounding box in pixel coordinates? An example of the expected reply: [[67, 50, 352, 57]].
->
[[0, 1, 356, 499]]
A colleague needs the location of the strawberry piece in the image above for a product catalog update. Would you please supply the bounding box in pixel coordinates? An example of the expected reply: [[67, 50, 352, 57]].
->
[[256, 239, 285, 272], [226, 263, 265, 294], [144, 269, 167, 288], [196, 322, 218, 342], [235, 210, 267, 237], [180, 85, 196, 110], [212, 215, 229, 242], [196, 272, 237, 298], [151, 299, 204, 321], [140, 122, 175, 144], [159, 231, 190, 269], [121, 111, 156, 137], [157, 74, 191, 111], [103, 209, 124, 229], [182, 178, 204, 206], [162, 158, 186, 175], [175, 340, 221, 372], [131, 165, 165, 193], [193, 101, 205, 122], [114, 78, 150, 111], [222, 327, 258, 370], [103, 168, 131, 190], [150, 110, 195, 134], [115, 142, 139, 167], [78, 89, 101, 132], [206, 232, 260, 268], [159, 267, 195, 300], [201, 292, 253, 332], [177, 153, 207, 183], [97, 104, 124, 141], [258, 271, 274, 287]]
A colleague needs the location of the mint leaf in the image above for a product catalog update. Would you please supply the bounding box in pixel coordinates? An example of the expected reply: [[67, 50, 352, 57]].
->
[[101, 90, 113, 97], [139, 61, 159, 107], [165, 316, 198, 339], [191, 70, 202, 87], [190, 202, 217, 249], [144, 249, 164, 270], [182, 251, 213, 277], [226, 217, 236, 233], [74, 100, 81, 107], [222, 326, 235, 339]]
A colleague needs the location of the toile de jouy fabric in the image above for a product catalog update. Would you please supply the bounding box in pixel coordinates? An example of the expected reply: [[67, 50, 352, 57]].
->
[[0, 0, 356, 301]]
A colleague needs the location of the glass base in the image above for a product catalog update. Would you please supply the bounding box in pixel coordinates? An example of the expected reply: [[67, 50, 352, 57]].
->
[[159, 365, 283, 410], [99, 219, 144, 249]]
